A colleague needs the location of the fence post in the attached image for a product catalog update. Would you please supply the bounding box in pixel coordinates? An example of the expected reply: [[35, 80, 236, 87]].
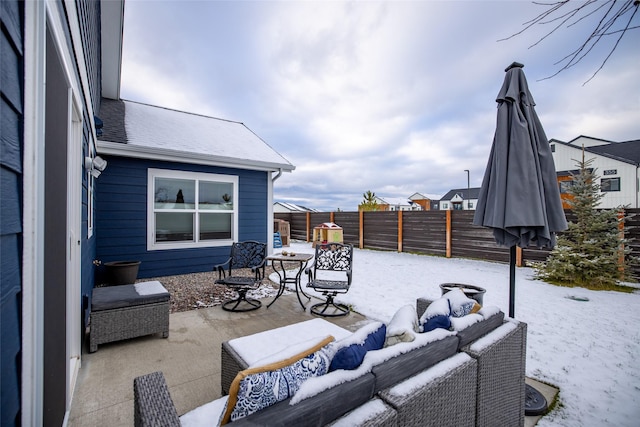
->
[[398, 210, 403, 253], [619, 208, 625, 275], [446, 210, 452, 258], [306, 212, 310, 242], [359, 210, 364, 249], [330, 211, 334, 223]]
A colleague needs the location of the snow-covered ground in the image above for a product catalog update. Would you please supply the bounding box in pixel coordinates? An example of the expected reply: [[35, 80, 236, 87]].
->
[[271, 242, 640, 427]]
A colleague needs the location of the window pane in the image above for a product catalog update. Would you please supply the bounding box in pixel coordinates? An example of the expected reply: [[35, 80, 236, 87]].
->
[[199, 213, 232, 240], [154, 178, 195, 209], [559, 180, 574, 194], [601, 178, 620, 192], [155, 212, 194, 242], [199, 181, 234, 210]]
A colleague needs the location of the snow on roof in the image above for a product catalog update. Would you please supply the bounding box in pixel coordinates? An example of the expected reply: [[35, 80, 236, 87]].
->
[[274, 202, 318, 212], [100, 99, 294, 172]]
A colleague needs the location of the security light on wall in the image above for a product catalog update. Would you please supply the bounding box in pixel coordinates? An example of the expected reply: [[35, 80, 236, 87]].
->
[[85, 156, 107, 178]]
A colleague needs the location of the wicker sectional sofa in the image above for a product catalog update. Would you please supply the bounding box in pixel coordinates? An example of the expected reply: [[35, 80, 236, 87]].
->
[[133, 297, 526, 427]]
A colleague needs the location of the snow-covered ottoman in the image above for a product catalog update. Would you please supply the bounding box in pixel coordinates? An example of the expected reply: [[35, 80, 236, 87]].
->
[[90, 281, 170, 352]]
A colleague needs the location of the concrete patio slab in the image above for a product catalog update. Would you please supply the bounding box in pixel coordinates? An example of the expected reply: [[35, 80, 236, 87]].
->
[[68, 292, 558, 426], [68, 293, 369, 426]]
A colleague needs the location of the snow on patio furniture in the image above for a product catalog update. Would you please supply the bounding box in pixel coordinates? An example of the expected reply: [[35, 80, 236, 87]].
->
[[213, 241, 267, 312], [89, 281, 170, 353], [133, 298, 526, 426], [417, 290, 527, 427], [305, 242, 353, 317]]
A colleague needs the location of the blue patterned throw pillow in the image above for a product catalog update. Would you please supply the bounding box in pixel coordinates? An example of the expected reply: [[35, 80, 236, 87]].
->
[[445, 289, 481, 317], [220, 336, 334, 425]]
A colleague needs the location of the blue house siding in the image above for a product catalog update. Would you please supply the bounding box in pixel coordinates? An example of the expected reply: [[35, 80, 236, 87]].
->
[[95, 156, 269, 278], [77, 0, 102, 328], [0, 0, 23, 425]]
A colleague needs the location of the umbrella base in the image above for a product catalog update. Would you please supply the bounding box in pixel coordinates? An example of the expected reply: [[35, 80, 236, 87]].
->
[[524, 383, 548, 416]]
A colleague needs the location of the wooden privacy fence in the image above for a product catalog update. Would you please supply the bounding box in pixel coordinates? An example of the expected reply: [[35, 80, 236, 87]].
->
[[275, 209, 640, 278]]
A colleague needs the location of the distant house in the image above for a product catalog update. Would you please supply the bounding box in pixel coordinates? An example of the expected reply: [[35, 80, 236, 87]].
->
[[551, 135, 640, 209], [96, 99, 295, 278], [439, 188, 481, 210], [374, 196, 420, 211], [408, 192, 440, 211], [273, 202, 319, 213]]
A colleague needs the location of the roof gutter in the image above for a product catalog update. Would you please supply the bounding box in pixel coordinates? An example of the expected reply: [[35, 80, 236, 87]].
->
[[97, 140, 295, 173]]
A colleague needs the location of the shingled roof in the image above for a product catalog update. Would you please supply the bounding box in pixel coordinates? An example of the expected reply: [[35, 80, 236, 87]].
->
[[96, 98, 294, 172]]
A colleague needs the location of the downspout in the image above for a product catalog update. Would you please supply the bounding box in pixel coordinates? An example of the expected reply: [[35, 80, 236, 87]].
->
[[268, 169, 283, 255]]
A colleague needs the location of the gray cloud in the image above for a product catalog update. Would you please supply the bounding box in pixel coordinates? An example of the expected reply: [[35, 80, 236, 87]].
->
[[121, 0, 639, 211]]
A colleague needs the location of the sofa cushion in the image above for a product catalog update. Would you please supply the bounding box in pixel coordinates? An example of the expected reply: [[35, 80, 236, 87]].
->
[[91, 281, 169, 311], [221, 335, 334, 424], [230, 373, 377, 427], [419, 297, 450, 323], [422, 314, 452, 333], [371, 333, 459, 393], [385, 304, 418, 347], [329, 322, 386, 371], [456, 311, 505, 349]]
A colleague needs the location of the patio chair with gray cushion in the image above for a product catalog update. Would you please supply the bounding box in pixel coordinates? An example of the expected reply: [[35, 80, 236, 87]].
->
[[305, 242, 353, 317], [213, 241, 267, 312]]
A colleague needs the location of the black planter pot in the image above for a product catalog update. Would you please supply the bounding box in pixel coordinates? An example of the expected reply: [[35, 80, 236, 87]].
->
[[103, 261, 141, 285]]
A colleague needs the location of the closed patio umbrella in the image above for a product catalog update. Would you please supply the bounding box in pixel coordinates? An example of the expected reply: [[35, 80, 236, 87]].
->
[[473, 62, 567, 319]]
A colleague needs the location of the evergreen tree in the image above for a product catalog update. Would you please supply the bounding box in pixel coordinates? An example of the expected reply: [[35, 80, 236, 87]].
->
[[535, 151, 634, 288], [359, 190, 379, 212]]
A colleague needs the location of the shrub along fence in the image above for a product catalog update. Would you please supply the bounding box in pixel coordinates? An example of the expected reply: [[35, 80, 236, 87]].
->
[[275, 209, 640, 280]]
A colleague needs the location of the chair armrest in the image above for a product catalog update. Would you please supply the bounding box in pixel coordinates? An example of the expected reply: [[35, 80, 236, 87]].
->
[[213, 258, 232, 279], [251, 258, 267, 279], [133, 371, 180, 427], [304, 262, 315, 282]]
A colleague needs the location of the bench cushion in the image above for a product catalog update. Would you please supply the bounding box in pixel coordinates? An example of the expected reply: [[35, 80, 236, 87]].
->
[[91, 281, 169, 311]]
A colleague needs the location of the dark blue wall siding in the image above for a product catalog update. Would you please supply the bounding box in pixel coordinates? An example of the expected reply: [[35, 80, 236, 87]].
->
[[0, 0, 23, 425], [76, 0, 101, 326], [95, 156, 269, 278]]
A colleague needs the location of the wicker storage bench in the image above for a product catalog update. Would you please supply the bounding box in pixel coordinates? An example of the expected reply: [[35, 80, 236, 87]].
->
[[90, 281, 170, 353]]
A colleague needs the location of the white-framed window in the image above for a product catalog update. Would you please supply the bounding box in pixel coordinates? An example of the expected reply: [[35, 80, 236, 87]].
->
[[601, 177, 620, 192], [147, 168, 238, 250]]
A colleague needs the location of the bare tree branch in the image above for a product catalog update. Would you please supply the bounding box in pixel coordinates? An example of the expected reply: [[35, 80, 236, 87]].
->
[[500, 0, 639, 84]]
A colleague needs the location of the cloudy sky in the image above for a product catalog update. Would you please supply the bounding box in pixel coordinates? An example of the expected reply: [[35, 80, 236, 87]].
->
[[120, 0, 640, 211]]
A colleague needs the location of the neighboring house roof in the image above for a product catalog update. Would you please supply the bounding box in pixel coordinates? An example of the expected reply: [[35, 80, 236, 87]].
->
[[274, 202, 319, 212], [375, 196, 411, 206], [409, 192, 441, 201], [97, 98, 295, 172], [583, 139, 640, 166], [440, 187, 481, 201], [551, 136, 640, 167]]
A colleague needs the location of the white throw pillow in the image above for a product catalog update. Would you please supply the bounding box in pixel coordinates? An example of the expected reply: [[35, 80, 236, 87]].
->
[[384, 305, 418, 347]]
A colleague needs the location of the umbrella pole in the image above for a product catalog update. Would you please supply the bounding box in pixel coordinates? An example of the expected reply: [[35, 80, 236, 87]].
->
[[509, 245, 516, 318]]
